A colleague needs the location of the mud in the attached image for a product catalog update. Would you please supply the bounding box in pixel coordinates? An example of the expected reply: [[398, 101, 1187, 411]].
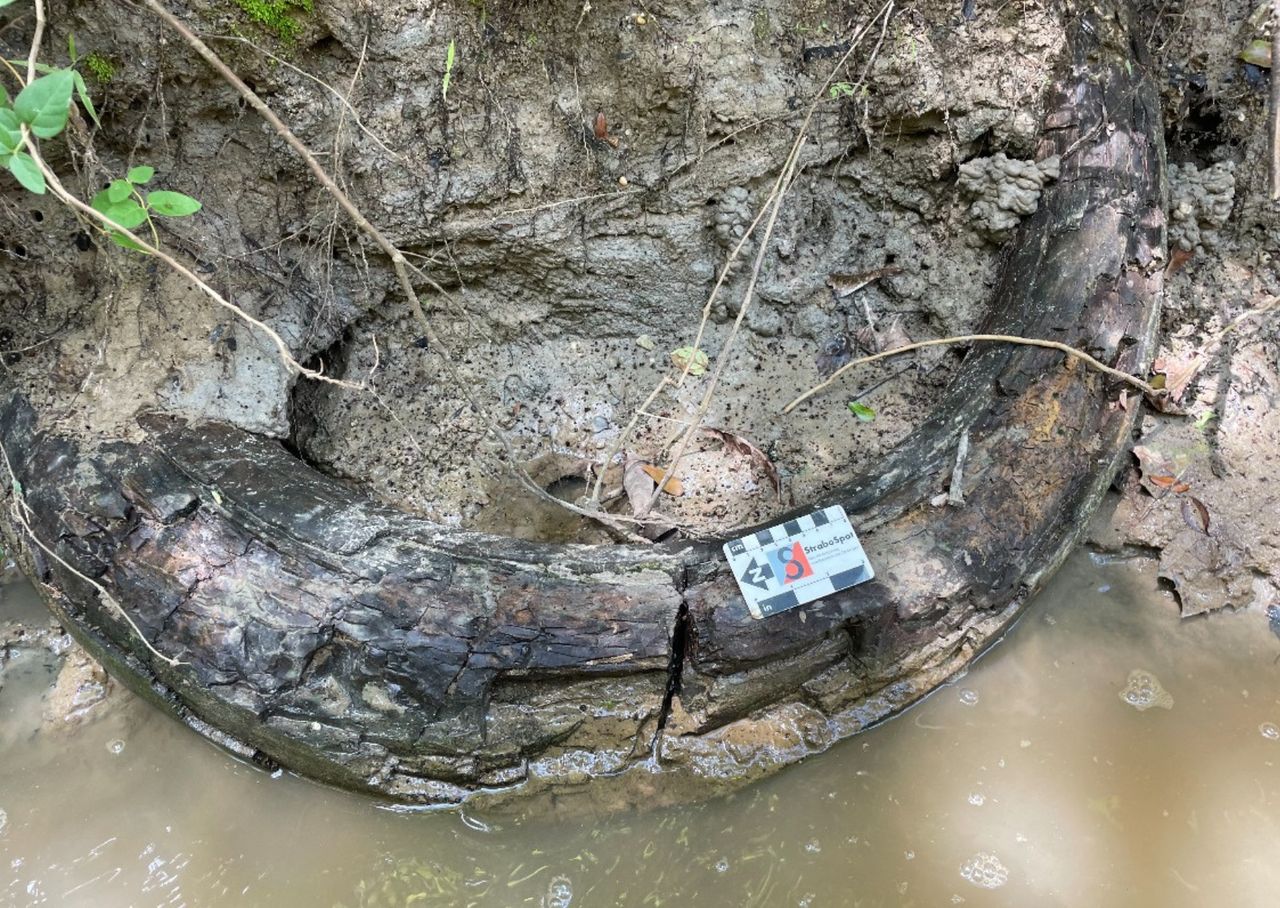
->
[[1091, 0, 1280, 619], [0, 0, 1069, 539]]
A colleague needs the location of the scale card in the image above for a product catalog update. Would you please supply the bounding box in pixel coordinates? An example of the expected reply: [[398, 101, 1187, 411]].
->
[[722, 505, 874, 620]]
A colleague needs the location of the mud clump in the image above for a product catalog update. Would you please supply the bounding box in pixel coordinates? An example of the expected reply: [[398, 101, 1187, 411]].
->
[[957, 152, 1061, 241], [1167, 161, 1236, 253]]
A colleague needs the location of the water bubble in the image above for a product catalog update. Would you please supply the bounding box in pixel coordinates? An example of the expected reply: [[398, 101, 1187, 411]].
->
[[904, 850, 915, 860], [960, 852, 1009, 889], [714, 858, 730, 874], [958, 688, 979, 706], [1119, 669, 1173, 711], [1097, 584, 1111, 593], [107, 739, 125, 754], [804, 838, 822, 854], [0, 808, 6, 836], [545, 875, 573, 908], [1260, 722, 1280, 741], [798, 895, 815, 908], [968, 793, 985, 806]]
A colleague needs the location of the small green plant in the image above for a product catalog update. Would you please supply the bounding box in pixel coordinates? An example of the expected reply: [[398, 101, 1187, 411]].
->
[[0, 68, 78, 194], [83, 52, 116, 83], [441, 39, 457, 101], [828, 81, 856, 100], [232, 0, 313, 43], [90, 166, 202, 251], [0, 63, 201, 251]]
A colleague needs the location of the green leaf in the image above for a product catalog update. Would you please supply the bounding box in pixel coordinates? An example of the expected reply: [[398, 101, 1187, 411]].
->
[[126, 165, 154, 185], [146, 189, 201, 217], [67, 32, 77, 64], [0, 107, 22, 153], [107, 178, 132, 204], [90, 187, 148, 230], [14, 69, 74, 139], [0, 0, 21, 8], [0, 84, 8, 106], [848, 401, 877, 422], [670, 346, 710, 376], [72, 71, 100, 128], [8, 152, 45, 194], [107, 230, 148, 252], [442, 39, 456, 100]]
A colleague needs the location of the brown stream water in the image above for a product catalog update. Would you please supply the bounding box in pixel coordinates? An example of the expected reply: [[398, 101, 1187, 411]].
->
[[2, 550, 1280, 907]]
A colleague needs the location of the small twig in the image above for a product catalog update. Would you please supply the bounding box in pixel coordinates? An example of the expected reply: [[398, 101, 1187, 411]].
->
[[947, 429, 969, 506], [782, 333, 1161, 414], [1271, 0, 1280, 200]]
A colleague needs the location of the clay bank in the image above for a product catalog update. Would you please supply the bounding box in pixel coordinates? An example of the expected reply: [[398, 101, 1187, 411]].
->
[[0, 0, 1168, 807]]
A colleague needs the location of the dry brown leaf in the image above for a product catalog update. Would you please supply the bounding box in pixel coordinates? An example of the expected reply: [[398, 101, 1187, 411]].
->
[[703, 427, 782, 499], [640, 463, 684, 496], [1181, 496, 1211, 535], [826, 265, 903, 299], [1133, 444, 1185, 497], [1152, 352, 1203, 403], [623, 455, 657, 518], [1165, 247, 1194, 275]]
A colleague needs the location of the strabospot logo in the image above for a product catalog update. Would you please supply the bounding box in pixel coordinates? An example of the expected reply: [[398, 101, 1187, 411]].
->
[[768, 541, 813, 585]]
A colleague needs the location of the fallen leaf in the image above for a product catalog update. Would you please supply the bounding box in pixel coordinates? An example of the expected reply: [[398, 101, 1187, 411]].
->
[[1165, 247, 1194, 275], [1151, 352, 1202, 403], [1144, 392, 1188, 415], [670, 346, 710, 376], [640, 463, 684, 496], [848, 401, 876, 422], [826, 265, 903, 298], [623, 454, 656, 518], [1181, 496, 1211, 535], [1133, 444, 1185, 496], [878, 316, 912, 352], [636, 334, 655, 350], [854, 316, 911, 355], [703, 427, 781, 499]]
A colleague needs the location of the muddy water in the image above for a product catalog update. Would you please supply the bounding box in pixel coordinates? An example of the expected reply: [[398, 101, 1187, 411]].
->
[[2, 551, 1280, 907]]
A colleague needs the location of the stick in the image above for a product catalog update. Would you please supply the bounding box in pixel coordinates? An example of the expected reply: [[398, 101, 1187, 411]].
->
[[947, 429, 969, 506], [1272, 0, 1280, 200], [782, 333, 1161, 414]]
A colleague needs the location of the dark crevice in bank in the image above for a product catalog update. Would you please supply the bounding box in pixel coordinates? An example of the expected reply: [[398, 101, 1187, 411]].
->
[[655, 599, 691, 738]]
